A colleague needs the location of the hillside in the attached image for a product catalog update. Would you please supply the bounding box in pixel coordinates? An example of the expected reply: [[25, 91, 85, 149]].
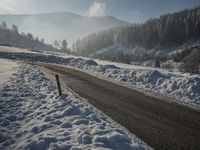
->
[[0, 21, 55, 51], [0, 12, 130, 44], [73, 6, 200, 56], [72, 6, 200, 73]]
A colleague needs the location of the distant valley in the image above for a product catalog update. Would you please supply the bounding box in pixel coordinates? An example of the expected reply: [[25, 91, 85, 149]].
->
[[0, 12, 130, 44]]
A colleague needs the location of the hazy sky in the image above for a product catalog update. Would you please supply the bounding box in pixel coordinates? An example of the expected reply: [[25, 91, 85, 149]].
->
[[0, 0, 199, 23]]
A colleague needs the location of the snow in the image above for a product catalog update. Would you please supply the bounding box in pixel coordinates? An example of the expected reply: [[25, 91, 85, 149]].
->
[[0, 47, 200, 110], [63, 58, 200, 109], [167, 39, 200, 55], [0, 59, 19, 84], [0, 46, 29, 53], [0, 63, 149, 150], [93, 44, 130, 56]]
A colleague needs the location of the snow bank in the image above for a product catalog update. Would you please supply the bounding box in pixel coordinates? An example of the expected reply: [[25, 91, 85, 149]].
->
[[0, 46, 29, 53], [61, 58, 200, 109], [0, 59, 19, 84], [0, 64, 149, 150], [0, 51, 200, 110]]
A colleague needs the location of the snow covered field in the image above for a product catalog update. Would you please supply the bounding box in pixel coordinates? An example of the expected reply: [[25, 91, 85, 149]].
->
[[0, 61, 149, 150]]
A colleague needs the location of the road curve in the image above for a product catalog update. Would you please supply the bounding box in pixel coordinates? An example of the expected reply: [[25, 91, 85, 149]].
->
[[37, 63, 200, 150]]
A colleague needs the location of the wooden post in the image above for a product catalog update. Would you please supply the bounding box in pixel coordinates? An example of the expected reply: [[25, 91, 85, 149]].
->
[[55, 74, 62, 96]]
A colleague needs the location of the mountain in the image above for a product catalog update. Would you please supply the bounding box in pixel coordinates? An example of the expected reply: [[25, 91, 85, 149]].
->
[[71, 6, 200, 73], [73, 6, 200, 56], [0, 12, 130, 45]]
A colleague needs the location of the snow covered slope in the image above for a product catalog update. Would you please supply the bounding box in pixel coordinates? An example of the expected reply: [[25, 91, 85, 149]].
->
[[0, 63, 149, 150], [0, 50, 199, 110]]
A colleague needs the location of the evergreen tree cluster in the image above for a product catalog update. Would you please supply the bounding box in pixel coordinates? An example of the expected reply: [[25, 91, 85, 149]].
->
[[0, 21, 55, 51], [72, 6, 200, 56]]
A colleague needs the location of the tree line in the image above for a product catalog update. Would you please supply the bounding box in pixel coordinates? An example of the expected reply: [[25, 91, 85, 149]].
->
[[72, 6, 200, 56], [0, 21, 55, 51], [53, 39, 69, 53], [168, 46, 200, 74]]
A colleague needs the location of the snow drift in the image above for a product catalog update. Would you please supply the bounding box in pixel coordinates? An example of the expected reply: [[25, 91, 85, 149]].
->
[[0, 63, 149, 150], [0, 51, 200, 110]]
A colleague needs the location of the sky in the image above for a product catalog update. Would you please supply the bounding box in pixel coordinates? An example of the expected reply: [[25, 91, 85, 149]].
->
[[0, 0, 199, 23]]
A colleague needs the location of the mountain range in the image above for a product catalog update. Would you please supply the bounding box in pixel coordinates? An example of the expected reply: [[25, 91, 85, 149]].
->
[[0, 12, 130, 45]]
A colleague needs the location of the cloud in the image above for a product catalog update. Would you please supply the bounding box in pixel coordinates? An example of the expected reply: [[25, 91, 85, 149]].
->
[[88, 1, 106, 16], [0, 4, 18, 14], [0, 0, 31, 14]]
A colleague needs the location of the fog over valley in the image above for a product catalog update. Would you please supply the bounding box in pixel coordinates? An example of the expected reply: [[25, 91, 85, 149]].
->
[[0, 12, 129, 45]]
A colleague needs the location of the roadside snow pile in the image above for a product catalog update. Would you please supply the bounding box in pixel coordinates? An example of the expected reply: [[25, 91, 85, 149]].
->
[[84, 65, 200, 109], [55, 57, 200, 109], [0, 51, 200, 109], [106, 69, 200, 107], [0, 59, 19, 84], [0, 64, 148, 150]]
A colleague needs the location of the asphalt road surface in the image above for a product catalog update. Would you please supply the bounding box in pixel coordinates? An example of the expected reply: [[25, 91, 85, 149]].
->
[[38, 63, 200, 150]]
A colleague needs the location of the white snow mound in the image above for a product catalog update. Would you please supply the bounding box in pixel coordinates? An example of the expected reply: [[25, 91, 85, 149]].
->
[[0, 59, 19, 84], [0, 64, 149, 150]]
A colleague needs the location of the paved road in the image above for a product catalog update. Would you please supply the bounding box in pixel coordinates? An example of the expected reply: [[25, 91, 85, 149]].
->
[[38, 63, 200, 150]]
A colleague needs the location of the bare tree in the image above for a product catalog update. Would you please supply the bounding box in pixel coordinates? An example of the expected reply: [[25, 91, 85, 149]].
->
[[155, 57, 161, 68], [54, 40, 60, 49], [61, 39, 68, 51], [1, 21, 8, 30], [183, 48, 200, 74], [40, 38, 45, 43], [11, 25, 18, 33], [27, 33, 33, 39]]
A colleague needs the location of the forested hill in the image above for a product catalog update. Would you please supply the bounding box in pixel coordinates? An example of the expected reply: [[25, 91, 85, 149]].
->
[[73, 6, 200, 56], [0, 21, 55, 51]]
